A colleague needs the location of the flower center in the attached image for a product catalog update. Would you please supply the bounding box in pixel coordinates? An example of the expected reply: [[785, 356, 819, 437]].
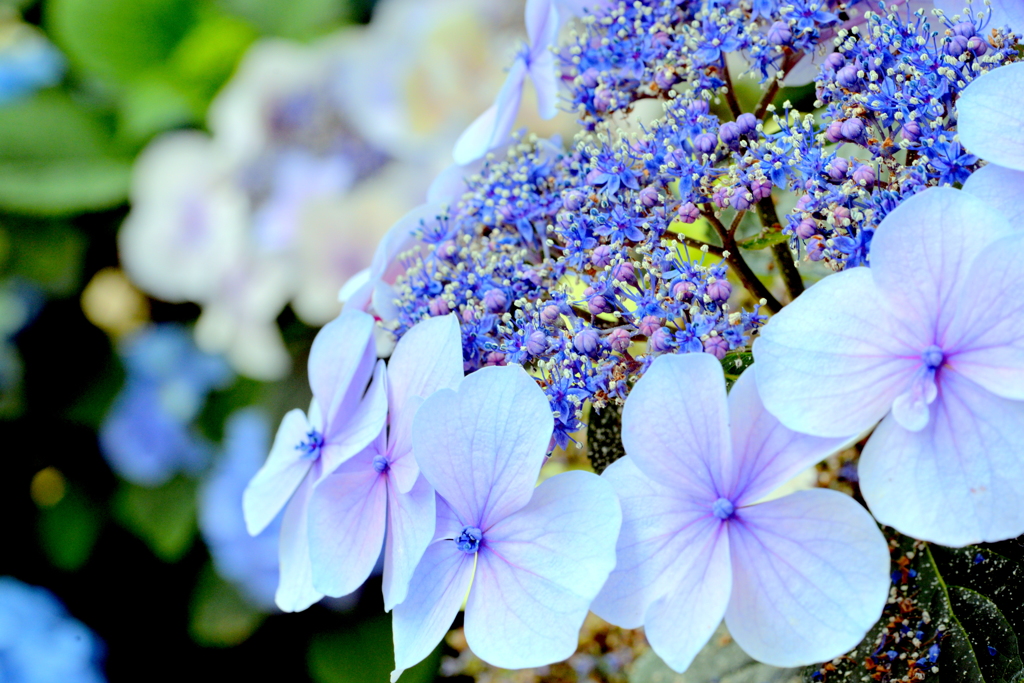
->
[[711, 497, 735, 520], [921, 344, 944, 370], [455, 526, 483, 553], [372, 455, 390, 474], [296, 429, 324, 459]]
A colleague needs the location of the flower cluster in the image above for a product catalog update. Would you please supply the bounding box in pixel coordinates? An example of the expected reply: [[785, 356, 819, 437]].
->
[[248, 0, 1024, 679]]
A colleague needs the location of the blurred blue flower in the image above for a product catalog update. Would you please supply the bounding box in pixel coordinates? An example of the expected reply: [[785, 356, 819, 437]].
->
[[100, 324, 232, 486], [0, 24, 64, 104], [0, 577, 106, 683], [199, 408, 280, 610]]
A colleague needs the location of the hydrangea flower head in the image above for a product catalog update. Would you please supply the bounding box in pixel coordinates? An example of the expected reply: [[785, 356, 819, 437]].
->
[[243, 309, 388, 611], [591, 353, 889, 672], [307, 314, 464, 610], [391, 364, 621, 679], [754, 187, 1024, 546], [0, 577, 106, 683]]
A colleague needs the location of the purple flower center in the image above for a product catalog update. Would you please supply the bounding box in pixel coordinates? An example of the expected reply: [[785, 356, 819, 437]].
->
[[711, 497, 735, 520], [296, 429, 324, 459], [922, 345, 944, 370], [372, 455, 389, 474], [455, 526, 483, 553]]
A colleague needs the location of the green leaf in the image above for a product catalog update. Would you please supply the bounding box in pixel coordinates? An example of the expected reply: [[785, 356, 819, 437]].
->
[[0, 159, 130, 215], [218, 0, 346, 38], [586, 402, 625, 475], [5, 221, 85, 296], [189, 564, 266, 647], [629, 625, 799, 683], [114, 476, 197, 562], [38, 486, 103, 571], [941, 585, 1024, 683], [308, 614, 441, 683], [46, 0, 198, 83], [737, 231, 789, 251], [721, 350, 754, 387]]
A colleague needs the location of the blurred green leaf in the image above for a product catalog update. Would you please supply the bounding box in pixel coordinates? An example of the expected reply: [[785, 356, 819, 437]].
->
[[38, 485, 103, 571], [0, 91, 111, 160], [219, 0, 347, 38], [117, 77, 197, 144], [5, 221, 85, 296], [308, 614, 442, 683], [46, 0, 198, 83], [168, 10, 257, 97], [189, 564, 266, 647], [114, 476, 197, 562]]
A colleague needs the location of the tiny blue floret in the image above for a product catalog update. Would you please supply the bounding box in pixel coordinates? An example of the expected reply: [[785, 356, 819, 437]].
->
[[372, 455, 390, 473], [921, 345, 944, 370], [455, 526, 483, 553], [296, 429, 324, 458], [711, 497, 735, 520]]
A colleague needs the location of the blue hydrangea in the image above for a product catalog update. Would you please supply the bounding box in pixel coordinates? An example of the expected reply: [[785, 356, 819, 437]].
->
[[0, 577, 106, 683]]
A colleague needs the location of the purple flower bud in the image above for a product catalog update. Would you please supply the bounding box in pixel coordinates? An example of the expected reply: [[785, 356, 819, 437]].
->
[[767, 21, 792, 46], [485, 351, 506, 366], [672, 280, 695, 300], [900, 120, 921, 142], [735, 113, 758, 136], [840, 117, 865, 141], [827, 157, 850, 181], [677, 202, 701, 223], [526, 330, 547, 356], [438, 240, 458, 261], [428, 297, 450, 316], [967, 35, 988, 55], [654, 66, 678, 90], [564, 190, 586, 211], [751, 179, 772, 201], [461, 308, 476, 323], [694, 132, 718, 155], [952, 21, 976, 37], [703, 335, 729, 360], [795, 194, 814, 212], [795, 219, 818, 239], [836, 65, 859, 89], [713, 186, 729, 208], [730, 188, 753, 211], [825, 120, 844, 143], [590, 244, 612, 268], [807, 237, 825, 261], [719, 121, 741, 146], [593, 87, 613, 112], [608, 328, 631, 353], [687, 100, 710, 117], [581, 67, 600, 88], [825, 52, 845, 71], [482, 288, 508, 313], [611, 261, 637, 285], [573, 328, 602, 356], [638, 315, 661, 337], [944, 34, 969, 58], [638, 185, 661, 207], [852, 164, 876, 186], [648, 327, 672, 353], [522, 269, 542, 288], [585, 287, 612, 315], [832, 206, 851, 224], [706, 278, 732, 302], [541, 305, 561, 325]]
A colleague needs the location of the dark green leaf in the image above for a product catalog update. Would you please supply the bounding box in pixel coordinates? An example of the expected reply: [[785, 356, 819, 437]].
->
[[5, 221, 85, 296], [189, 564, 266, 647], [38, 486, 103, 571], [586, 402, 625, 475], [308, 614, 441, 683], [940, 585, 1024, 683], [114, 476, 197, 562], [721, 350, 753, 386], [0, 159, 130, 215]]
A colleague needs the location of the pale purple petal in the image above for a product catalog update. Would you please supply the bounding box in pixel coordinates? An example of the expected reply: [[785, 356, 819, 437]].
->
[[307, 309, 376, 431], [528, 47, 559, 120], [525, 0, 560, 119], [944, 232, 1024, 401], [961, 163, 1024, 227], [275, 468, 324, 612], [412, 365, 553, 529], [591, 456, 718, 629], [870, 188, 1014, 340], [464, 471, 621, 669], [390, 541, 475, 681], [320, 360, 388, 474], [753, 267, 918, 437], [860, 370, 1024, 546], [727, 370, 849, 506], [725, 489, 890, 667], [307, 447, 388, 599], [243, 408, 313, 535], [958, 64, 1024, 171], [621, 353, 732, 500], [452, 58, 528, 166], [382, 473, 437, 612], [386, 314, 464, 492], [642, 522, 731, 673], [526, 0, 557, 49]]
